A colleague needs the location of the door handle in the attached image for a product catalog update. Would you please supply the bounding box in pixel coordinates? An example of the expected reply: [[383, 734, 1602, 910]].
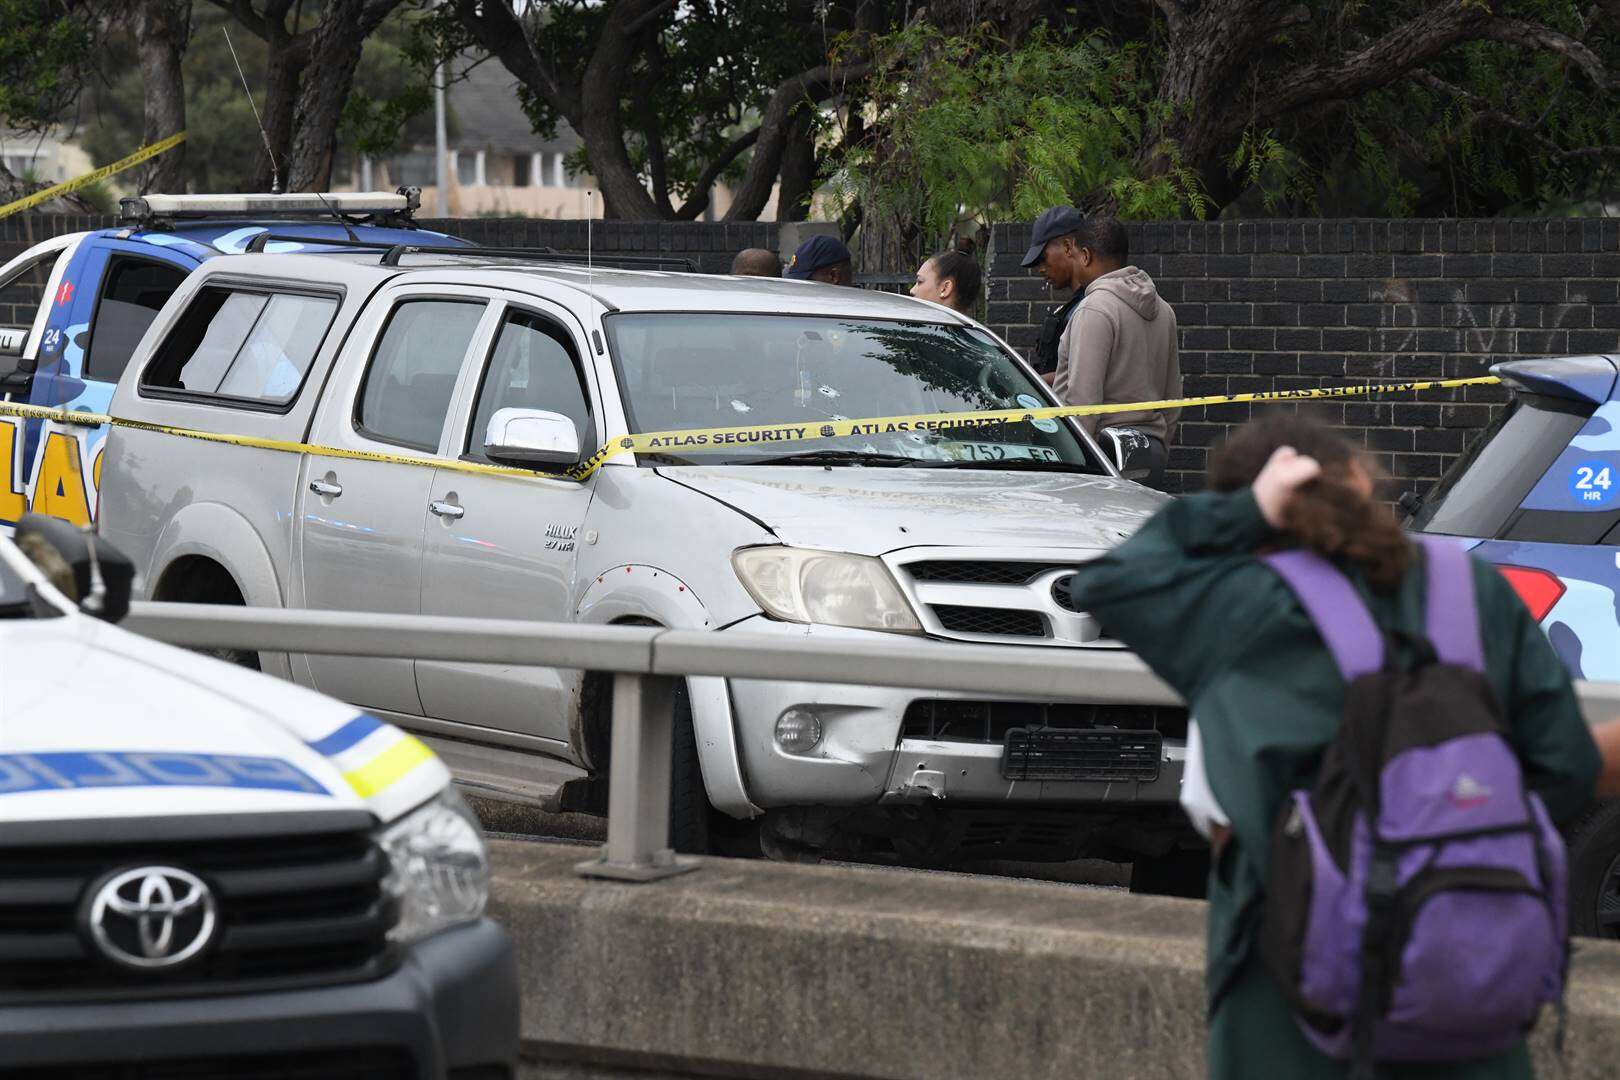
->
[[429, 500, 465, 520], [308, 479, 343, 498]]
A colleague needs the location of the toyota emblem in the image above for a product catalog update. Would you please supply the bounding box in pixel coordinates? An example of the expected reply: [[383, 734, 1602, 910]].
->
[[83, 867, 217, 970]]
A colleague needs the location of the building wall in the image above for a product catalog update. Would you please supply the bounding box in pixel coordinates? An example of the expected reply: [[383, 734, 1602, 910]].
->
[[8, 212, 1618, 499]]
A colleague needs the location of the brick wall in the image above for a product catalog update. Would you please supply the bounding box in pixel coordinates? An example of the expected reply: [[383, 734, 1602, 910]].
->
[[415, 217, 777, 274], [0, 214, 773, 273], [986, 220, 1620, 495], [8, 211, 1618, 498]]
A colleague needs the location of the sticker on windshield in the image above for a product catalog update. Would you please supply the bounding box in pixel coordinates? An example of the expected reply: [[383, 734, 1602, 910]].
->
[[1016, 394, 1059, 433], [1569, 461, 1616, 507]]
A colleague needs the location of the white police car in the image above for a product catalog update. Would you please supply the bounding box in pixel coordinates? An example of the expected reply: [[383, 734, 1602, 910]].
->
[[0, 515, 517, 1077]]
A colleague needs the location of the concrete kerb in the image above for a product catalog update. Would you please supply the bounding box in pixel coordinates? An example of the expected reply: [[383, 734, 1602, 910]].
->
[[493, 840, 1620, 1080]]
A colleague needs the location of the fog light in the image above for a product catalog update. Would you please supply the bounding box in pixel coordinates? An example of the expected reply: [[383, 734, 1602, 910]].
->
[[774, 708, 823, 754]]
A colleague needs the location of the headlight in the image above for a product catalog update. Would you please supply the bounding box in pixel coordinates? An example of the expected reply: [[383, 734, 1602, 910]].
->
[[732, 546, 921, 632], [379, 788, 490, 943]]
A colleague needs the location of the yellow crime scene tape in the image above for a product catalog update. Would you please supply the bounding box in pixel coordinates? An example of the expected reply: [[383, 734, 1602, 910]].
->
[[5, 374, 1501, 485], [0, 132, 187, 221]]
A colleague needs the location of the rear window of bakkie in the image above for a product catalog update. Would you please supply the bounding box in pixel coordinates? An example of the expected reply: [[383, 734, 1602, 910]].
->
[[141, 284, 339, 408]]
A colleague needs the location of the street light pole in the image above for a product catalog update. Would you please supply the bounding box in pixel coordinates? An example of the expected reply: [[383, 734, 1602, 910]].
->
[[434, 55, 449, 217]]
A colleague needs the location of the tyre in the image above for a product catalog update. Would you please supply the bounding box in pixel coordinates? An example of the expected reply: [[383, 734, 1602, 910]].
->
[[667, 679, 711, 855], [1563, 800, 1620, 939], [1129, 847, 1210, 899]]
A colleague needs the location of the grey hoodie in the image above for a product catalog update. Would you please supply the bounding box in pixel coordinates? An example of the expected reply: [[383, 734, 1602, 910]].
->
[[1052, 266, 1181, 442]]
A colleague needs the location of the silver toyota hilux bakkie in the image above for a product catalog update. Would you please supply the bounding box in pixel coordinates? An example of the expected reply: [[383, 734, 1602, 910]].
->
[[98, 249, 1195, 875]]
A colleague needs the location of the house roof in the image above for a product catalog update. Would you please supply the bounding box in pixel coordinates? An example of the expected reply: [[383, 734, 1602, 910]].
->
[[448, 59, 581, 157]]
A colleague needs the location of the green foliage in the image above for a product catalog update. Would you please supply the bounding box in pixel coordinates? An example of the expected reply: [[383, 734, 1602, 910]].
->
[[81, 6, 438, 193], [1246, 0, 1620, 216], [421, 0, 827, 211], [82, 7, 267, 192], [340, 13, 439, 160], [828, 25, 1206, 248], [0, 0, 95, 133]]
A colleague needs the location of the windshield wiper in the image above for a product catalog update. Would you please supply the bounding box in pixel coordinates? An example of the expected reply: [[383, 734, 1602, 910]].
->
[[744, 450, 920, 467]]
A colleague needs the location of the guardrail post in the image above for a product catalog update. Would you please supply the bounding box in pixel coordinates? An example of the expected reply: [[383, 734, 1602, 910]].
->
[[577, 673, 700, 882]]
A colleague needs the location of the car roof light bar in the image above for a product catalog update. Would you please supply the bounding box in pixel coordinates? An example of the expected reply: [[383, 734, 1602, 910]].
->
[[378, 243, 696, 273], [121, 189, 421, 224]]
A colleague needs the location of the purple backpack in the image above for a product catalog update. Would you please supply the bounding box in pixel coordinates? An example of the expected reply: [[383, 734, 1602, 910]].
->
[[1257, 536, 1567, 1068]]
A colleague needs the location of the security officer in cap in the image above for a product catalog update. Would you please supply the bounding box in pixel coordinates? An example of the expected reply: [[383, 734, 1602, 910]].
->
[[785, 235, 854, 285]]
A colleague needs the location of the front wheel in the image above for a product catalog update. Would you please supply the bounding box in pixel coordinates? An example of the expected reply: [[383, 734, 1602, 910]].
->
[[1564, 801, 1620, 938], [668, 679, 710, 855]]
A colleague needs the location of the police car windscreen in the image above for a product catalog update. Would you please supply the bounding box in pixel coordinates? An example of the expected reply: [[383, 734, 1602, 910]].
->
[[604, 313, 1101, 470]]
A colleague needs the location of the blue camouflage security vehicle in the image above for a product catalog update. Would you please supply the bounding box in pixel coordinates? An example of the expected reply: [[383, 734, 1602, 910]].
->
[[1407, 353, 1620, 937], [0, 190, 466, 529]]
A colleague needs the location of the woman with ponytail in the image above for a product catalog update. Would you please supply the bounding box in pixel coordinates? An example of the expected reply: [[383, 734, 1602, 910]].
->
[[910, 240, 982, 316], [1069, 416, 1598, 1079]]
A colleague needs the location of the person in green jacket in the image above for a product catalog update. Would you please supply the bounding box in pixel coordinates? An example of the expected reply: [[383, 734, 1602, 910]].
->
[[1070, 416, 1600, 1079]]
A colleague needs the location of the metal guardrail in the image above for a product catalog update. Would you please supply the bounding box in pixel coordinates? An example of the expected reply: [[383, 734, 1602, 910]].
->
[[123, 601, 1620, 882]]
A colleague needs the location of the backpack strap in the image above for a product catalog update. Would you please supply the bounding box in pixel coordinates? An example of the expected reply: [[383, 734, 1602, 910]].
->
[[1415, 535, 1485, 672], [1261, 549, 1385, 680]]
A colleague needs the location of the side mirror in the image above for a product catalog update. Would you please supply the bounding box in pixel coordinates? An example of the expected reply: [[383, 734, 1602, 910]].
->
[[1397, 489, 1423, 523], [14, 514, 135, 622], [483, 407, 582, 468], [1100, 427, 1156, 482]]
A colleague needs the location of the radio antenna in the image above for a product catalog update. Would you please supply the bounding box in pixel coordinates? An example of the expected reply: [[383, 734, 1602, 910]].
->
[[586, 189, 595, 295], [224, 27, 281, 194]]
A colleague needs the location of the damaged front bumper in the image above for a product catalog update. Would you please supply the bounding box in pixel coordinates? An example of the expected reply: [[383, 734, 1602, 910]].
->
[[723, 621, 1187, 811]]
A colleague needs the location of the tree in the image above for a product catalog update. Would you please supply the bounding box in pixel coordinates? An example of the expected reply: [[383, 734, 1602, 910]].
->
[[1145, 0, 1620, 215], [210, 0, 409, 190], [438, 0, 880, 220], [82, 5, 432, 194], [124, 0, 191, 192], [835, 0, 1620, 262], [0, 0, 103, 206]]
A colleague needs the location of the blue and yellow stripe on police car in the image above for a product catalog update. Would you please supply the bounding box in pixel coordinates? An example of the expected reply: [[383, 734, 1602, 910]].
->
[[306, 714, 436, 799]]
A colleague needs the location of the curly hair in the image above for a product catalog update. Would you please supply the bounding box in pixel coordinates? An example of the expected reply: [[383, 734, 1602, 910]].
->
[[1208, 416, 1412, 589]]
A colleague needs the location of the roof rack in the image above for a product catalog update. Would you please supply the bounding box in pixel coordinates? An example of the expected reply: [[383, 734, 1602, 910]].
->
[[121, 188, 423, 226], [241, 233, 451, 255], [378, 243, 697, 273], [232, 235, 699, 274]]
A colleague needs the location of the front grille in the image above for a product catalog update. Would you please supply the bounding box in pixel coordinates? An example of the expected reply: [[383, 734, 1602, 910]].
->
[[898, 558, 1098, 643], [902, 699, 1190, 743], [907, 561, 1060, 585], [932, 605, 1046, 637], [10, 1047, 413, 1079], [0, 824, 395, 998]]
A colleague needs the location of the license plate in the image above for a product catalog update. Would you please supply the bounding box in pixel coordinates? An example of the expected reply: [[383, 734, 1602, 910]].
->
[[1001, 728, 1162, 783]]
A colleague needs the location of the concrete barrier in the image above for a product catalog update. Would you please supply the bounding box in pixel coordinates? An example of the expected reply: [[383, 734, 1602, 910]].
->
[[492, 840, 1620, 1079]]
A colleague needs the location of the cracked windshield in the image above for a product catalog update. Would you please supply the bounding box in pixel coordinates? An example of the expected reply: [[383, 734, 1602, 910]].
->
[[605, 313, 1103, 470]]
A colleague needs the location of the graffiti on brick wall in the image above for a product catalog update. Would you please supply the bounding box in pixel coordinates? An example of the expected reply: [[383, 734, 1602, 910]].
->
[[1370, 280, 1603, 372]]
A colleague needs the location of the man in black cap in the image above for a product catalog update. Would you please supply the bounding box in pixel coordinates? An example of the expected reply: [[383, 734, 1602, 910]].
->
[[1023, 206, 1180, 489], [785, 235, 854, 286]]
